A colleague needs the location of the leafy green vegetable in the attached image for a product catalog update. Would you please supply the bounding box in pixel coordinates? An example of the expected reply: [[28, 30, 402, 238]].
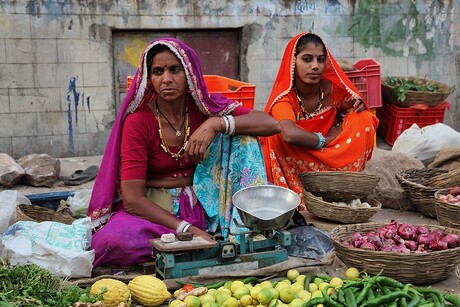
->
[[383, 76, 446, 102], [0, 260, 103, 306]]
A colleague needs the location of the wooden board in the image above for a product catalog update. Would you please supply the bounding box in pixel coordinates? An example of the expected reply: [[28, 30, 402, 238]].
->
[[150, 235, 217, 252]]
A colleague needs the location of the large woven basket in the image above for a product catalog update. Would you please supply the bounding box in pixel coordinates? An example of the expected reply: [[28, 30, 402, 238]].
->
[[456, 263, 460, 284], [395, 168, 449, 218], [299, 171, 380, 202], [435, 188, 460, 229], [331, 223, 460, 284], [304, 191, 381, 224], [381, 76, 453, 107], [16, 204, 74, 225]]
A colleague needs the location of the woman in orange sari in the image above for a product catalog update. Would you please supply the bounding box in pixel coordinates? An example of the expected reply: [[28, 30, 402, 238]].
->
[[261, 32, 379, 210]]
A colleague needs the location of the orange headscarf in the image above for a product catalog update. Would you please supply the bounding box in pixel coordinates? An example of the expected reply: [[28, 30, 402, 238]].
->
[[261, 32, 379, 210]]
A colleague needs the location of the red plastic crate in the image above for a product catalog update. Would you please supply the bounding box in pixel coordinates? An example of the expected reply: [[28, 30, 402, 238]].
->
[[345, 59, 382, 108], [204, 75, 255, 109], [125, 75, 255, 109], [376, 101, 450, 145]]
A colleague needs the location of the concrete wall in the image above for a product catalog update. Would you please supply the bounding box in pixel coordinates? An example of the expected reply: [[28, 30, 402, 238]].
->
[[0, 0, 458, 158]]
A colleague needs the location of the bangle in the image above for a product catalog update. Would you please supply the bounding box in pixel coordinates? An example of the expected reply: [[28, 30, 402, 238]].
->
[[183, 223, 192, 233], [226, 115, 236, 136], [222, 115, 230, 135], [176, 220, 190, 233], [313, 132, 326, 149]]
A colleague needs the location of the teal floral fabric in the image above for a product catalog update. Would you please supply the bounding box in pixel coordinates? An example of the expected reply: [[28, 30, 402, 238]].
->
[[194, 133, 268, 238]]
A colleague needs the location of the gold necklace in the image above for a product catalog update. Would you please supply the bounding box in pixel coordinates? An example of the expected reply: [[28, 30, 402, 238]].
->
[[155, 102, 190, 160], [155, 101, 186, 137], [294, 86, 324, 119]]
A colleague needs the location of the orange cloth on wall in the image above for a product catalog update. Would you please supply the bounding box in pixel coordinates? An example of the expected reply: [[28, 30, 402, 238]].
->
[[261, 32, 379, 210]]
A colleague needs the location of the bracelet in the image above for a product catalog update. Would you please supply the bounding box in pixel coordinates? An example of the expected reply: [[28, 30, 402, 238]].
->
[[222, 115, 230, 135], [176, 220, 191, 233], [183, 223, 192, 233], [313, 132, 326, 149], [226, 115, 236, 136]]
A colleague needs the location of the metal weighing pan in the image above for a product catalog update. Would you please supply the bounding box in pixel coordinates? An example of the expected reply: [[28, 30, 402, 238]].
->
[[232, 185, 301, 231]]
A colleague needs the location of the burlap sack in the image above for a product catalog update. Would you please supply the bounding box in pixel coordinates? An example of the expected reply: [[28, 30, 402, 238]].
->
[[363, 148, 424, 210], [428, 148, 460, 172]]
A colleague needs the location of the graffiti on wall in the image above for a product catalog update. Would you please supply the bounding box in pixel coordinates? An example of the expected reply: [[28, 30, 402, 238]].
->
[[66, 76, 91, 157]]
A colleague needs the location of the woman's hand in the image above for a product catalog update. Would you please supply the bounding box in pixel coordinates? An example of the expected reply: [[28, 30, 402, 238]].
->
[[342, 97, 366, 113], [185, 117, 220, 164], [187, 225, 213, 239]]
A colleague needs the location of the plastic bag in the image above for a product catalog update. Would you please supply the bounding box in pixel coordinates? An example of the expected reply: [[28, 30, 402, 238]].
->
[[1, 218, 94, 278], [392, 123, 460, 164], [0, 190, 31, 234], [66, 188, 92, 218], [285, 225, 334, 260]]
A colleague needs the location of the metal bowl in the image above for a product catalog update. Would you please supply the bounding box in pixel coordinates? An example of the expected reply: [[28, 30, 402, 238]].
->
[[232, 185, 301, 231]]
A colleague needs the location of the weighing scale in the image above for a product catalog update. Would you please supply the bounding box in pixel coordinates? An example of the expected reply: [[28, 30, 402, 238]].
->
[[150, 185, 301, 280], [150, 228, 292, 279]]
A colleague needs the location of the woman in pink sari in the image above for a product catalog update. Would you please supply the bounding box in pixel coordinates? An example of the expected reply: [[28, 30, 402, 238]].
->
[[87, 38, 280, 267]]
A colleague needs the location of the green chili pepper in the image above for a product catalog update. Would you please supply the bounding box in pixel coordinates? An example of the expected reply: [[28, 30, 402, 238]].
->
[[337, 288, 346, 304], [356, 280, 375, 305], [360, 291, 410, 307], [302, 297, 326, 307], [415, 287, 444, 306], [444, 293, 460, 307], [344, 288, 357, 307], [242, 277, 260, 285], [406, 294, 421, 307], [418, 303, 435, 307], [303, 272, 314, 291], [321, 285, 343, 307], [373, 276, 405, 289]]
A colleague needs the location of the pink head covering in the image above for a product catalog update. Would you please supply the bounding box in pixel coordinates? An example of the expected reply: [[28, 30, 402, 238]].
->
[[87, 37, 240, 225]]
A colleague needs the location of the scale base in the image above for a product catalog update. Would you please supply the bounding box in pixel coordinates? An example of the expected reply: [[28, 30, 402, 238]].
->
[[154, 247, 289, 280]]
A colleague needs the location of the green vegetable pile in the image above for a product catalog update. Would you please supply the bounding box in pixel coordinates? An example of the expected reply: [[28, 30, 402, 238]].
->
[[0, 260, 103, 306], [383, 76, 447, 102], [306, 273, 460, 307]]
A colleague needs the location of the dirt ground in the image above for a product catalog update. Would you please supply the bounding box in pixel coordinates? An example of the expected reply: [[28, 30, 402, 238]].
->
[[2, 135, 459, 295]]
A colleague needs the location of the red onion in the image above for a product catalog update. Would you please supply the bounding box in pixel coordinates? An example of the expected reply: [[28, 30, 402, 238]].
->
[[391, 244, 410, 253], [404, 240, 418, 251], [397, 223, 417, 240], [360, 242, 376, 250], [429, 236, 448, 251], [367, 234, 383, 250], [416, 225, 429, 236], [444, 234, 460, 248], [417, 233, 434, 245]]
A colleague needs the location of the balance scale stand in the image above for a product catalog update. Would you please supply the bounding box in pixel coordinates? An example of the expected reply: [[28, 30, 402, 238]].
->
[[151, 230, 292, 279]]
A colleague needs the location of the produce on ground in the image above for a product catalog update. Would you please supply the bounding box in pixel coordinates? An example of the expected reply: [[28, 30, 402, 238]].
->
[[2, 260, 460, 306], [128, 275, 171, 306], [0, 260, 104, 306], [169, 269, 460, 307], [438, 186, 460, 205], [340, 220, 459, 253], [90, 278, 131, 307]]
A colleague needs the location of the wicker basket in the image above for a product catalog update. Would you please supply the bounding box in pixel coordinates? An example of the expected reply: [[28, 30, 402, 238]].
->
[[395, 168, 449, 218], [381, 76, 453, 107], [299, 171, 380, 202], [435, 188, 460, 229], [16, 204, 74, 225], [304, 191, 381, 224], [331, 223, 460, 284], [456, 263, 460, 284]]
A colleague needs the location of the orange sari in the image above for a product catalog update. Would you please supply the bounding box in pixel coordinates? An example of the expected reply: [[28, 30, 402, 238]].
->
[[260, 33, 379, 210]]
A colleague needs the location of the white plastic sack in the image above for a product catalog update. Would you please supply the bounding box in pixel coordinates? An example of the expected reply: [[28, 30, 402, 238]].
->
[[1, 217, 94, 278], [66, 188, 92, 218], [392, 123, 460, 164], [0, 190, 31, 234]]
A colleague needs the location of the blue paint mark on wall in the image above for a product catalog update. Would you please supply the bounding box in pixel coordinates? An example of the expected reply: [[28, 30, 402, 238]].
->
[[66, 76, 91, 157]]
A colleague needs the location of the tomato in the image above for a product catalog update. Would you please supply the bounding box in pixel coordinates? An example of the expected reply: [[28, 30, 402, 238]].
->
[[183, 283, 195, 292]]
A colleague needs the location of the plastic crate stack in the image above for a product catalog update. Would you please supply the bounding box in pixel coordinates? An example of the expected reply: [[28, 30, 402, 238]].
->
[[344, 58, 382, 147], [376, 101, 450, 146]]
